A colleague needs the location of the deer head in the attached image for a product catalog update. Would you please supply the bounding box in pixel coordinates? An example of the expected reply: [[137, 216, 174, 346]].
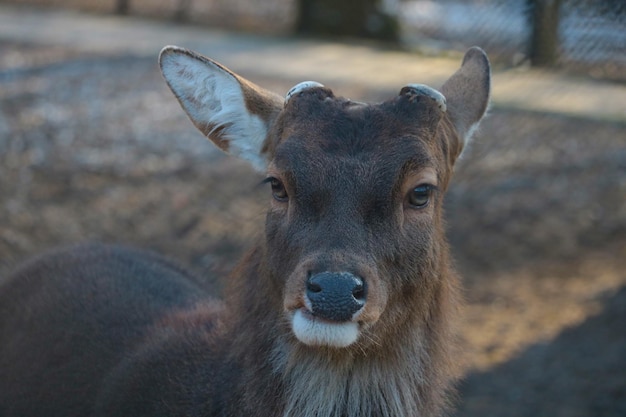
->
[[159, 46, 490, 351]]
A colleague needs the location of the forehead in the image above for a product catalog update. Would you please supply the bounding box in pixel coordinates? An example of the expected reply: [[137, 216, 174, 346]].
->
[[273, 92, 442, 175]]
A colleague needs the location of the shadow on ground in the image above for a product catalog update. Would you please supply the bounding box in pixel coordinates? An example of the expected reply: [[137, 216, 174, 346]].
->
[[456, 285, 626, 417]]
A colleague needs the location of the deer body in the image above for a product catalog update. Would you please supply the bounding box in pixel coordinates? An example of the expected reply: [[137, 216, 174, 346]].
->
[[0, 47, 490, 417]]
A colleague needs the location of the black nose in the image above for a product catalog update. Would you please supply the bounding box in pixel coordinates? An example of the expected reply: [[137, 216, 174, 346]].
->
[[306, 272, 366, 322]]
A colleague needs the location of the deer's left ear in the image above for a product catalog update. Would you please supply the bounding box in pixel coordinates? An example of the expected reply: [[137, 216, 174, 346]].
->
[[159, 46, 284, 171], [441, 47, 491, 157]]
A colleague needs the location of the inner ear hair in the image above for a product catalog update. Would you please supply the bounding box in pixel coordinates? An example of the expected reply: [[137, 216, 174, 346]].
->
[[159, 46, 283, 172]]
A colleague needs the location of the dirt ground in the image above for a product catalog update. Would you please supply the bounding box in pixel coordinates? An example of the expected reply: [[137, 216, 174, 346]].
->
[[1, 39, 625, 416]]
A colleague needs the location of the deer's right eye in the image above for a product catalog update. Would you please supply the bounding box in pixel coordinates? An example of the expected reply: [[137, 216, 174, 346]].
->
[[407, 184, 436, 208], [267, 177, 288, 202]]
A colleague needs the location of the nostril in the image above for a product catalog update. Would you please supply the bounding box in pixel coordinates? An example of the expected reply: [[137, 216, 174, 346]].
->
[[306, 280, 322, 293], [352, 283, 365, 302]]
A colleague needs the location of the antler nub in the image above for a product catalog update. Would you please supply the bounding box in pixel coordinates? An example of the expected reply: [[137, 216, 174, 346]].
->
[[402, 84, 447, 112], [286, 81, 325, 103]]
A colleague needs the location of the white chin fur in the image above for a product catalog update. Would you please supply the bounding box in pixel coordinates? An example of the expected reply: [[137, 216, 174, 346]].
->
[[291, 309, 359, 348]]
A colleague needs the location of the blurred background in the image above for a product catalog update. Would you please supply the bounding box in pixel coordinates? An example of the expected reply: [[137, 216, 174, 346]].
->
[[0, 0, 624, 415]]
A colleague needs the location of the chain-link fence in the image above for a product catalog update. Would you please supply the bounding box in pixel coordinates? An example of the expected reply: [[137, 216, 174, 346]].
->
[[4, 0, 624, 79], [399, 0, 625, 80]]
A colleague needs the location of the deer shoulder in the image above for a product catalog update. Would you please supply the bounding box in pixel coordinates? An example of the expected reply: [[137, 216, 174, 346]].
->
[[0, 46, 490, 417]]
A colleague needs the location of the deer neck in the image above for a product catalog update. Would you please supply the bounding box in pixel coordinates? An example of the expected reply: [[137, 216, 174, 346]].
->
[[268, 318, 444, 417], [224, 245, 457, 417]]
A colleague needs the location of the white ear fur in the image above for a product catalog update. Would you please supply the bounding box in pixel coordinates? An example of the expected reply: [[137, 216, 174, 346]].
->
[[159, 46, 279, 171], [286, 81, 325, 103]]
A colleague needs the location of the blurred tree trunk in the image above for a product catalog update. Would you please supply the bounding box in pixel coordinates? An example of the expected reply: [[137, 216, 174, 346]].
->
[[115, 0, 129, 15], [527, 0, 562, 67], [173, 0, 191, 22], [296, 0, 399, 43]]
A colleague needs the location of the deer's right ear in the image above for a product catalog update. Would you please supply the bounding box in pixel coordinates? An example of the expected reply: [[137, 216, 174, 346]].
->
[[441, 47, 491, 159], [159, 46, 284, 171]]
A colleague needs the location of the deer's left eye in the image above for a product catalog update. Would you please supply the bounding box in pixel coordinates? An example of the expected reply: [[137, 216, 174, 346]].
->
[[407, 184, 435, 208], [266, 177, 288, 202]]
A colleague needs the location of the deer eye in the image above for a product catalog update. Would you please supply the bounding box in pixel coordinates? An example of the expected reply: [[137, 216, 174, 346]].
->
[[266, 177, 288, 202], [407, 184, 435, 208]]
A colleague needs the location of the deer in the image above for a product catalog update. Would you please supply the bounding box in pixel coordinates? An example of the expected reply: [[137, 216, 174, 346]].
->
[[0, 45, 490, 417]]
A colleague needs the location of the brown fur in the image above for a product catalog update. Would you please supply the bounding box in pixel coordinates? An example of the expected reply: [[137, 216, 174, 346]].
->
[[0, 47, 490, 416]]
